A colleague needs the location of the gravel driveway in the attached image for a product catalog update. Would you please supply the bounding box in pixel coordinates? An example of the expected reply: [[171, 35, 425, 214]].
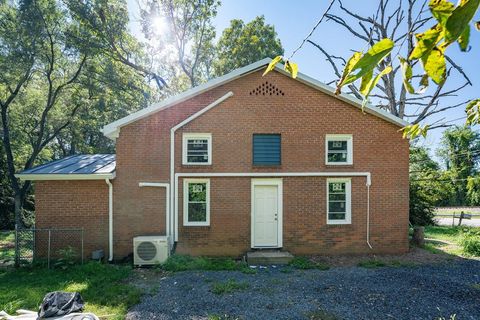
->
[[127, 259, 480, 320]]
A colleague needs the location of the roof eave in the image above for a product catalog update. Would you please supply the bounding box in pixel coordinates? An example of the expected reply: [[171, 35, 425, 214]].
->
[[273, 65, 410, 128], [102, 58, 408, 139], [101, 58, 272, 139], [15, 171, 116, 181]]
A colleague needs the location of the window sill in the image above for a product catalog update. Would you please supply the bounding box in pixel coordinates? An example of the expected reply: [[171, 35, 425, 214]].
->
[[326, 221, 352, 225], [325, 163, 353, 166], [183, 223, 210, 227]]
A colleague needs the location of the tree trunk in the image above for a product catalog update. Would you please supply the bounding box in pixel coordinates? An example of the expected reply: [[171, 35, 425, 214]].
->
[[412, 226, 425, 247], [14, 191, 26, 229]]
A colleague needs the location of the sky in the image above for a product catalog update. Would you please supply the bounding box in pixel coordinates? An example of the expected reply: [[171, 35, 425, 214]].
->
[[126, 0, 480, 157]]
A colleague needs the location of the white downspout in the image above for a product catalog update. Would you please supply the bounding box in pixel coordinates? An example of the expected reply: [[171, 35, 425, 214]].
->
[[169, 92, 234, 244], [105, 178, 114, 261], [366, 173, 372, 249]]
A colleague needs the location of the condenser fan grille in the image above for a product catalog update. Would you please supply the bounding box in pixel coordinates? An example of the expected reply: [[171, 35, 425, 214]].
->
[[137, 241, 157, 261]]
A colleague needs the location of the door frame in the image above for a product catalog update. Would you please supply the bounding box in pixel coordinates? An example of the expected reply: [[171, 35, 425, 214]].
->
[[251, 178, 283, 248]]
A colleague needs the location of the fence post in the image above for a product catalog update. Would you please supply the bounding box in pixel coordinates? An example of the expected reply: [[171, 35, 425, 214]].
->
[[14, 225, 19, 267], [47, 230, 51, 269]]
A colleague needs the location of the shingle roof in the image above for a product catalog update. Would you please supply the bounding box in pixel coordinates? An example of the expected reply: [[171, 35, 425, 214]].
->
[[16, 154, 115, 180]]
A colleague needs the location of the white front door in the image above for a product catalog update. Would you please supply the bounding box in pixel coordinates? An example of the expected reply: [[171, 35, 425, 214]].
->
[[251, 179, 282, 248]]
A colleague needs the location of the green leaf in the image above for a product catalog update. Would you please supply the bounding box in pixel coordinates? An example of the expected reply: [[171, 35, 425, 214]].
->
[[399, 57, 415, 94], [336, 39, 394, 94], [360, 66, 392, 98], [344, 38, 394, 84], [409, 24, 443, 60], [401, 123, 430, 139], [466, 99, 480, 125], [458, 25, 471, 51], [421, 47, 446, 84], [419, 74, 429, 94], [429, 0, 454, 26], [335, 51, 362, 94], [444, 0, 480, 44], [263, 56, 283, 76], [359, 69, 373, 94], [284, 60, 298, 78]]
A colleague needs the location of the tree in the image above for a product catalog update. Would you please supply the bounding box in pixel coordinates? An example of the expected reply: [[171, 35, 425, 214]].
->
[[139, 0, 219, 90], [264, 0, 479, 137], [409, 146, 445, 225], [309, 0, 473, 128], [213, 16, 284, 77], [0, 0, 156, 228], [437, 125, 480, 205]]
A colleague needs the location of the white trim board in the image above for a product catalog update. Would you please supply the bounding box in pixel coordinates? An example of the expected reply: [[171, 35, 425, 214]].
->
[[102, 58, 408, 139], [173, 171, 372, 242], [15, 172, 116, 181]]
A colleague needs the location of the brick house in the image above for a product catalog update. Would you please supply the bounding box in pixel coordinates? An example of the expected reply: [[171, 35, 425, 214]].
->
[[17, 58, 410, 261]]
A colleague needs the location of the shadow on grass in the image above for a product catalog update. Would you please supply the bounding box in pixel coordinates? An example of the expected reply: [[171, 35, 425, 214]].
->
[[0, 262, 140, 320]]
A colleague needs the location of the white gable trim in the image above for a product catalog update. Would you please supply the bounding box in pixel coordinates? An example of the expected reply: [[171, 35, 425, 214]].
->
[[102, 58, 408, 140]]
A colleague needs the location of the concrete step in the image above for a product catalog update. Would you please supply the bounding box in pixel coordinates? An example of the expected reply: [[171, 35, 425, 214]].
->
[[247, 250, 294, 265]]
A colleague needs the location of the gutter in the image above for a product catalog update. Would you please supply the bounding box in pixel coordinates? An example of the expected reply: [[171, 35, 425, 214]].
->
[[15, 172, 116, 181], [169, 92, 234, 243], [105, 178, 114, 261]]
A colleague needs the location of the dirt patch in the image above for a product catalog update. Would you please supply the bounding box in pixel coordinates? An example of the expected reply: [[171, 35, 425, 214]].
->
[[309, 246, 458, 267], [127, 267, 171, 293]]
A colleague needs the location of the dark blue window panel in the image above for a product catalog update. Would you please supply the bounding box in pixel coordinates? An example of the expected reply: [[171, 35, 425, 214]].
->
[[253, 134, 281, 165]]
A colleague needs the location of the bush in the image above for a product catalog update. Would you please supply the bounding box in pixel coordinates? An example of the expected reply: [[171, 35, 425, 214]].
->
[[460, 230, 480, 256], [409, 182, 436, 226]]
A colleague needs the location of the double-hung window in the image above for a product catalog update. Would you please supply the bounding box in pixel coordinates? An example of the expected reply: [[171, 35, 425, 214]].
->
[[183, 133, 212, 165], [325, 134, 353, 165], [327, 178, 351, 224], [183, 179, 210, 226]]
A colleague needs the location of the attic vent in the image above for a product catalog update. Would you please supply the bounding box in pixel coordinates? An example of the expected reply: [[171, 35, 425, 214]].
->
[[249, 81, 285, 96]]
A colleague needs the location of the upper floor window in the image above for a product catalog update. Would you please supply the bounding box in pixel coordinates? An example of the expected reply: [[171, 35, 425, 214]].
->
[[327, 178, 351, 225], [183, 133, 212, 165], [253, 134, 281, 166], [325, 134, 353, 165]]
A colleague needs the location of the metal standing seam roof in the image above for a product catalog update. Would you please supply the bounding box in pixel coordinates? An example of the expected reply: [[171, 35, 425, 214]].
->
[[16, 154, 116, 179]]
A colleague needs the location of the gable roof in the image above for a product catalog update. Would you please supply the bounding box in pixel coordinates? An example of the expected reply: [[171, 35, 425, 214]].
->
[[15, 154, 116, 180], [102, 58, 408, 139]]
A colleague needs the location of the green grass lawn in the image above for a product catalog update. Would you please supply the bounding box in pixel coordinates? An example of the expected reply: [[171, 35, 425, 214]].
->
[[0, 231, 15, 262], [0, 262, 140, 319], [423, 225, 480, 256]]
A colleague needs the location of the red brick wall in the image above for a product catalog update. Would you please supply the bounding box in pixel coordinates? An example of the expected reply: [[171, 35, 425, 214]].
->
[[110, 69, 409, 258], [35, 180, 109, 260]]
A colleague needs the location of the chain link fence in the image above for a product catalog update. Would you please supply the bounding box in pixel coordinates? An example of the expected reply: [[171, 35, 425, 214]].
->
[[11, 227, 84, 268]]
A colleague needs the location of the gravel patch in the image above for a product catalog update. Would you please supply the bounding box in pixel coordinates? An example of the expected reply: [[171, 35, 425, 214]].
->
[[127, 259, 480, 320]]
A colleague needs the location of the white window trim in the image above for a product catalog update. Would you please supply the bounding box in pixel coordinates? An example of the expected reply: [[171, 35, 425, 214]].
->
[[182, 133, 212, 165], [326, 178, 352, 225], [183, 178, 210, 226], [325, 134, 353, 165]]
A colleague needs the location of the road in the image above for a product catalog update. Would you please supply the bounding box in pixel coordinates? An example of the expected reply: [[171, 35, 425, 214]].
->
[[435, 217, 480, 227]]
